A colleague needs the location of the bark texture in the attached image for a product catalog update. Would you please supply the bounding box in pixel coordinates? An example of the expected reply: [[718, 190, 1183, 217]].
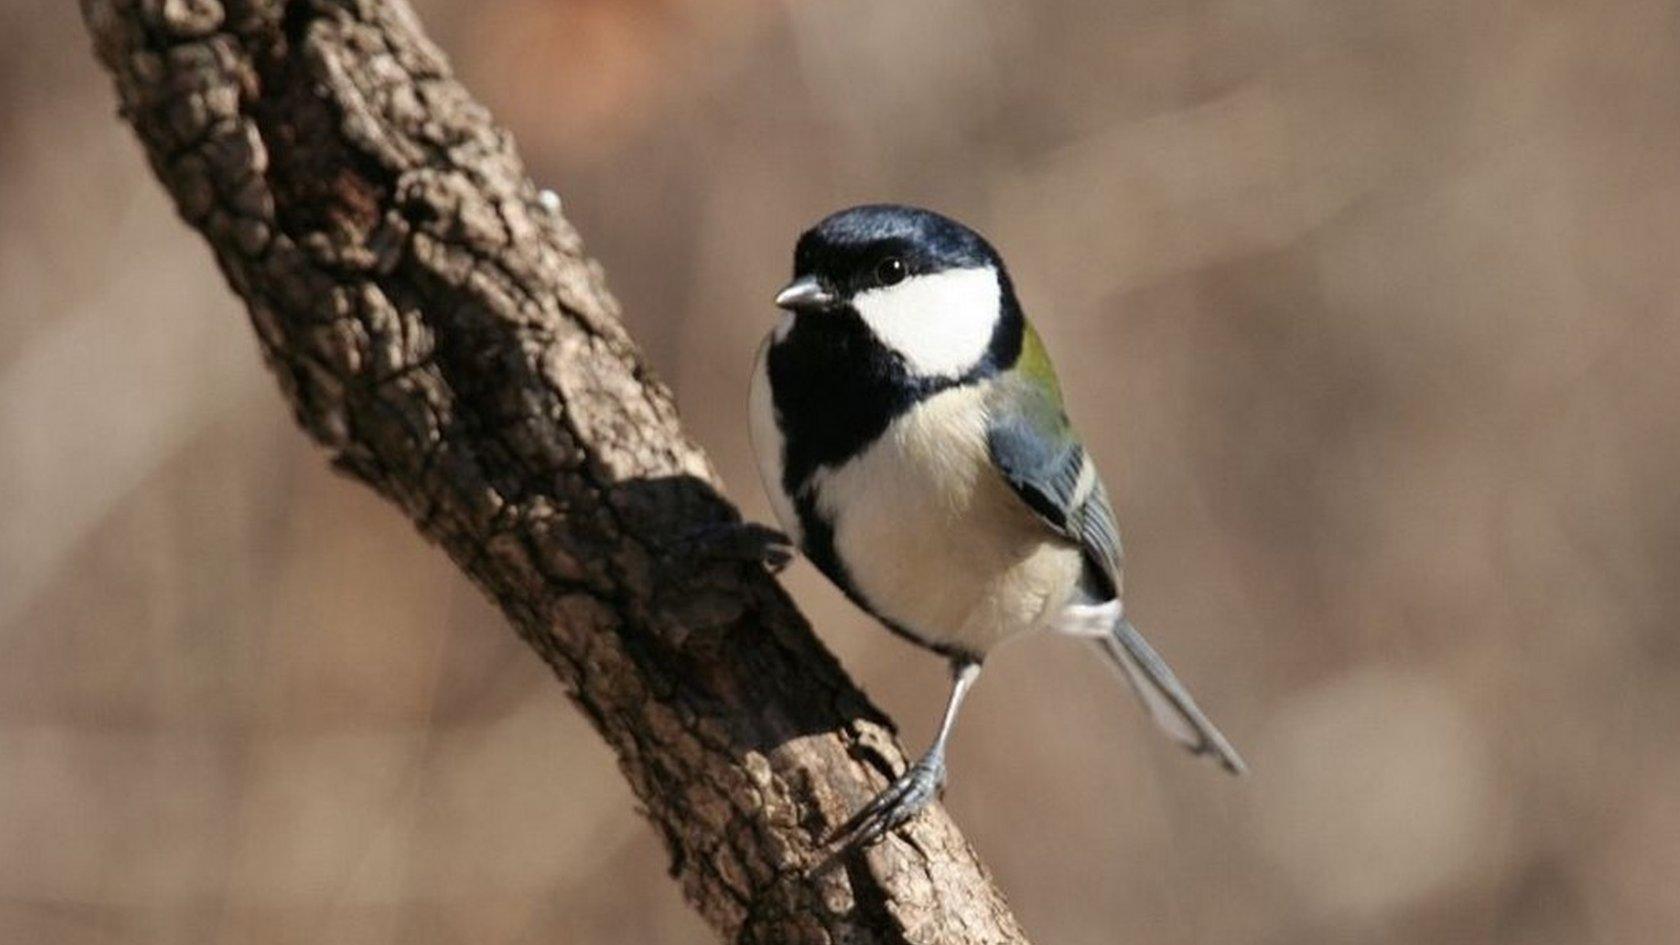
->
[[80, 1, 1032, 942]]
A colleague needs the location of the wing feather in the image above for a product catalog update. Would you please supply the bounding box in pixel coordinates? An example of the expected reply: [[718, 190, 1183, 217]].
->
[[984, 340, 1245, 774], [986, 388, 1122, 596]]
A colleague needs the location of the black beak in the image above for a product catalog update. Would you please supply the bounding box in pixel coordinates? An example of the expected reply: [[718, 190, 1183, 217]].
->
[[774, 275, 836, 312]]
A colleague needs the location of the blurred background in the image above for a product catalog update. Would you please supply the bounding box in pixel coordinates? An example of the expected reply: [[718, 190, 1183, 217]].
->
[[5, 0, 1680, 942]]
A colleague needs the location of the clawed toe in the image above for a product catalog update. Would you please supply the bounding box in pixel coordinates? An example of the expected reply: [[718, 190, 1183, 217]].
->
[[675, 521, 794, 573], [828, 755, 945, 854]]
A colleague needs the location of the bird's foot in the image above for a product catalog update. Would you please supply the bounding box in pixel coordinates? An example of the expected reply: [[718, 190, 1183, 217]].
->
[[828, 750, 946, 855], [673, 520, 794, 573]]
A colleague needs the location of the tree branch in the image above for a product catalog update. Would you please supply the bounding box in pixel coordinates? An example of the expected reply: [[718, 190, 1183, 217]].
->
[[80, 0, 1030, 941]]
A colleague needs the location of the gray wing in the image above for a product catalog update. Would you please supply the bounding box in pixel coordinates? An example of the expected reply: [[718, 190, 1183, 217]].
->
[[988, 395, 1247, 774], [985, 399, 1123, 598]]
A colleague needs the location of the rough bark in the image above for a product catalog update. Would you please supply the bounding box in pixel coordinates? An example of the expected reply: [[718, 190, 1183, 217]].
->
[[79, 1, 1031, 942]]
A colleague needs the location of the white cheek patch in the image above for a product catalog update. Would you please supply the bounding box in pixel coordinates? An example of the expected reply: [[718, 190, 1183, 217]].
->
[[851, 266, 1001, 378]]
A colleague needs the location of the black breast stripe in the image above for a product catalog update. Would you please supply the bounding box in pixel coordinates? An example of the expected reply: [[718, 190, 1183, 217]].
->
[[765, 296, 1024, 655]]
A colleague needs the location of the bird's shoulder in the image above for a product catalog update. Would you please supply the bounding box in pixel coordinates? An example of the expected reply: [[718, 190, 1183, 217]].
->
[[985, 321, 1074, 479]]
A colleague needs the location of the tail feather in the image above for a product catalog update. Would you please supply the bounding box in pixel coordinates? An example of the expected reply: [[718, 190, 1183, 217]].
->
[[1096, 617, 1247, 775]]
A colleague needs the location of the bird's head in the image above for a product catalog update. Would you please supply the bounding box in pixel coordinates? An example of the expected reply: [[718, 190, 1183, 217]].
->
[[773, 204, 1020, 380]]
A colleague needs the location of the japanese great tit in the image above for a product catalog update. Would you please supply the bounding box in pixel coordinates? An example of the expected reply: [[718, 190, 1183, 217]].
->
[[749, 204, 1244, 852]]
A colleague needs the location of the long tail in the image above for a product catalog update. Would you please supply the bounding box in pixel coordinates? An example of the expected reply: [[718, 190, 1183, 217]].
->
[[1096, 617, 1247, 775]]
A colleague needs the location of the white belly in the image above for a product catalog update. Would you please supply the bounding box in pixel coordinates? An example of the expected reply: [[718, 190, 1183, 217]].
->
[[810, 385, 1084, 655]]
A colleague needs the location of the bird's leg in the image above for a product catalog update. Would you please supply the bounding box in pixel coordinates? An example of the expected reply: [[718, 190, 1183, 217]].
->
[[830, 658, 982, 854]]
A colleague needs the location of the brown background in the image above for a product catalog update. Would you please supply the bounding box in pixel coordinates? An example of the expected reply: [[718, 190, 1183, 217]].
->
[[5, 1, 1680, 942]]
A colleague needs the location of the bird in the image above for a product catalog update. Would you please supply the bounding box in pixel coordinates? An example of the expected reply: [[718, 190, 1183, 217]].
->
[[748, 204, 1244, 853]]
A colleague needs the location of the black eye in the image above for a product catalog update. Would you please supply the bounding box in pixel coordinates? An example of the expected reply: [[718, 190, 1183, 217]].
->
[[875, 256, 907, 287]]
